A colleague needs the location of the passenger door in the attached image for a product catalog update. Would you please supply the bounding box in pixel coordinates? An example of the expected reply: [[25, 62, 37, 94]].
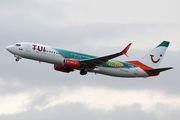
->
[[26, 44, 31, 52]]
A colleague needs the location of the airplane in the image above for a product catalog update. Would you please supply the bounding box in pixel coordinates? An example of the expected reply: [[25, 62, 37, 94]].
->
[[6, 41, 173, 78]]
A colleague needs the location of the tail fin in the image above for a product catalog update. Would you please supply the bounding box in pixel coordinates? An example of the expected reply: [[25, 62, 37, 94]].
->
[[139, 41, 170, 68]]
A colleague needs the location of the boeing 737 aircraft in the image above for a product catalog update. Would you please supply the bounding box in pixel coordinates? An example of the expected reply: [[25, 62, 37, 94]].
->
[[6, 41, 172, 78]]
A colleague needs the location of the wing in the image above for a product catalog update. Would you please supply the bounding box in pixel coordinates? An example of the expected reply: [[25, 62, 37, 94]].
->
[[80, 43, 132, 69]]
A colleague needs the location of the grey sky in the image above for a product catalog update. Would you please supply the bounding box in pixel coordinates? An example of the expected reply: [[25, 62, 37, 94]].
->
[[0, 0, 180, 120]]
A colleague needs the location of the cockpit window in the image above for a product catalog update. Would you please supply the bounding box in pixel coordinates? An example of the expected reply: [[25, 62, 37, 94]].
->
[[15, 44, 21, 46]]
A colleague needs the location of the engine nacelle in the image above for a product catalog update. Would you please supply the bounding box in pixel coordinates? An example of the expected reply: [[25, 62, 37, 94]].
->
[[63, 59, 80, 69], [54, 64, 73, 73]]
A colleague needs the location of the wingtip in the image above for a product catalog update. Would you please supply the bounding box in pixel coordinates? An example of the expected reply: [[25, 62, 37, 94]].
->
[[124, 53, 129, 57], [122, 43, 132, 57]]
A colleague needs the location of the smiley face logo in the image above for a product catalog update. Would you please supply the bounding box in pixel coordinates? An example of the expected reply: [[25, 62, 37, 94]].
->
[[150, 54, 162, 63]]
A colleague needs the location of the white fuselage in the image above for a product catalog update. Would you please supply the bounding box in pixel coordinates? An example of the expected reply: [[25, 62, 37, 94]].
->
[[6, 42, 150, 78]]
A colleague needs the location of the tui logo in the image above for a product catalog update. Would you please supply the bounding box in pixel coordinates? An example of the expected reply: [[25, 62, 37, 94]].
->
[[150, 54, 162, 63], [32, 45, 46, 52]]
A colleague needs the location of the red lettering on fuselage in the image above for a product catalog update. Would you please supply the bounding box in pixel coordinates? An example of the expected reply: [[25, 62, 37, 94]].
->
[[43, 46, 46, 52], [32, 45, 37, 50], [38, 46, 43, 51], [32, 45, 46, 52]]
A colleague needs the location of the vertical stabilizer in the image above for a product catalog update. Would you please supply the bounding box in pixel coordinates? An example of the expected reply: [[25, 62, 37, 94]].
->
[[139, 41, 170, 68]]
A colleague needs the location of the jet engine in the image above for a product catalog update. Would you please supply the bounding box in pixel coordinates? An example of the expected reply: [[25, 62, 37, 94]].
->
[[54, 64, 73, 73], [63, 59, 80, 69]]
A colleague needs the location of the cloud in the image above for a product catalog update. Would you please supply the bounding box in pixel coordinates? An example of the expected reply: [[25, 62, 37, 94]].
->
[[0, 93, 31, 115], [34, 87, 180, 117], [1, 85, 180, 119], [64, 0, 180, 24], [1, 0, 180, 28]]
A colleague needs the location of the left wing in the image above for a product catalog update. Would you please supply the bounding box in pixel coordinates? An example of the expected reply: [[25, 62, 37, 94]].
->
[[80, 43, 132, 69]]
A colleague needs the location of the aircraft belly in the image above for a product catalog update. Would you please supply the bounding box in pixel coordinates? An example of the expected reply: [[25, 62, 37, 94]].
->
[[35, 54, 64, 65], [94, 67, 149, 77], [20, 51, 64, 66], [135, 67, 149, 77]]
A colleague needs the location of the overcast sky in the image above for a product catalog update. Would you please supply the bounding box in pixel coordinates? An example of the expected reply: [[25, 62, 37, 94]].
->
[[0, 0, 180, 120]]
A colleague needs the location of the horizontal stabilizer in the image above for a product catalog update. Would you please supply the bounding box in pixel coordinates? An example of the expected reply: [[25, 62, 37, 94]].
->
[[147, 67, 173, 73]]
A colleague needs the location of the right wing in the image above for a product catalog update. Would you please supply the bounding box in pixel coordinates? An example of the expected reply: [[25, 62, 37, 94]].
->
[[80, 43, 132, 69]]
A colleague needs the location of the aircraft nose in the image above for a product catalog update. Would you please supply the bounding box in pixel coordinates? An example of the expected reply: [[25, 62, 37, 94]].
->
[[6, 45, 14, 52]]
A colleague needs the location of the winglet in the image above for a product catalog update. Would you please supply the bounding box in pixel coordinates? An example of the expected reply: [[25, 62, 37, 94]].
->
[[121, 43, 132, 57]]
